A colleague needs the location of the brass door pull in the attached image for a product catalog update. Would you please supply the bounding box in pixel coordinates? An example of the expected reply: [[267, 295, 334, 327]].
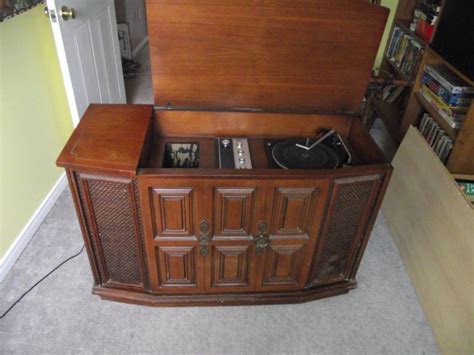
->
[[198, 221, 210, 256], [60, 5, 76, 21], [253, 221, 269, 254]]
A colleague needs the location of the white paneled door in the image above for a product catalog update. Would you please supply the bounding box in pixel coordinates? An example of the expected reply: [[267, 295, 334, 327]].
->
[[46, 0, 126, 125]]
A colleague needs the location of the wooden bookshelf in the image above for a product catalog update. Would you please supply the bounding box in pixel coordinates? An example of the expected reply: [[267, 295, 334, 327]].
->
[[373, 0, 444, 147], [401, 46, 474, 174], [371, 0, 473, 174]]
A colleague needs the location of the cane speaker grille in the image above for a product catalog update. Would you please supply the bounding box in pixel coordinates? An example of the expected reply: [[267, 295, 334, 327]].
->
[[310, 177, 379, 284]]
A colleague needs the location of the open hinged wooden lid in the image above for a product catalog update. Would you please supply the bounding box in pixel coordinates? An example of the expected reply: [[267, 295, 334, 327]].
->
[[146, 0, 388, 113]]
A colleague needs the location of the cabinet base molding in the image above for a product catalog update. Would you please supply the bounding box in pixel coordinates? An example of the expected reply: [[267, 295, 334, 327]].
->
[[92, 281, 357, 307]]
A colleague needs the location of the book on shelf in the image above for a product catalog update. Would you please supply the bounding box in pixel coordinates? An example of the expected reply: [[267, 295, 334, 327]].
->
[[418, 113, 454, 164], [424, 63, 474, 95], [381, 85, 405, 103], [381, 85, 396, 100], [411, 0, 442, 41], [420, 85, 469, 115], [416, 20, 434, 43], [414, 8, 439, 25], [386, 26, 423, 80], [420, 85, 465, 128], [421, 72, 474, 107], [387, 86, 405, 103]]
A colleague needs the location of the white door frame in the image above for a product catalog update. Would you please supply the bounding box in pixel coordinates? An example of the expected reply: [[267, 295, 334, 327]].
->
[[46, 0, 126, 127], [46, 0, 81, 127]]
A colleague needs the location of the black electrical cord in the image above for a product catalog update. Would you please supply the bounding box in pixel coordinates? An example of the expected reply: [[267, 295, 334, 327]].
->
[[0, 245, 85, 320]]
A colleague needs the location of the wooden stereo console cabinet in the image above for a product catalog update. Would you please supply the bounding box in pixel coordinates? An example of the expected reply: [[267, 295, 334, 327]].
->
[[57, 0, 391, 307]]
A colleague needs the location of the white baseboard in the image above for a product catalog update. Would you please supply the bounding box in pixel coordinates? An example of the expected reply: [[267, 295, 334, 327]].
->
[[0, 173, 68, 284], [132, 35, 148, 58]]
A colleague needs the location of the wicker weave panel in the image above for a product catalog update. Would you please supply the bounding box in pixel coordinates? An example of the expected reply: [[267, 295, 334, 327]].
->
[[311, 178, 377, 283], [86, 179, 142, 285]]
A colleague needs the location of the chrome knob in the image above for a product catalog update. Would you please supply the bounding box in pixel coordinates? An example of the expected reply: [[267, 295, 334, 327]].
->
[[221, 139, 230, 148]]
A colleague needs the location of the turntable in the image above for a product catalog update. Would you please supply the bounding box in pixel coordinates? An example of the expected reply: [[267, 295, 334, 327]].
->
[[265, 129, 353, 169], [57, 0, 391, 307]]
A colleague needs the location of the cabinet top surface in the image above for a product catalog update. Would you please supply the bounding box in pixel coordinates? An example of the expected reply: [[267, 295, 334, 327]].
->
[[57, 104, 153, 175], [145, 0, 389, 113]]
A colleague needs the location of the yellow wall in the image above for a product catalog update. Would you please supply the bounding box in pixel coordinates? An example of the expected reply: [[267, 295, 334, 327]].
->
[[374, 0, 399, 70], [0, 6, 73, 259]]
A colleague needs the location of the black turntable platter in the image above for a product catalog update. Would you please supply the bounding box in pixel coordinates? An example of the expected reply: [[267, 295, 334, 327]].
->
[[264, 133, 352, 169], [271, 139, 340, 169]]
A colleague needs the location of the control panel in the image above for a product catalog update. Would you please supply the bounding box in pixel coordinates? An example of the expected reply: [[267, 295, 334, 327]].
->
[[218, 138, 253, 169]]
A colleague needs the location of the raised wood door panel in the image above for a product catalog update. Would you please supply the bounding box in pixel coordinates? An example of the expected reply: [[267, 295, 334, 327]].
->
[[156, 245, 198, 288], [213, 187, 256, 240], [138, 179, 205, 293], [270, 187, 319, 240], [204, 180, 267, 292], [211, 245, 252, 289], [308, 175, 383, 287], [74, 173, 148, 291], [255, 180, 329, 291], [151, 188, 194, 239], [260, 243, 306, 287]]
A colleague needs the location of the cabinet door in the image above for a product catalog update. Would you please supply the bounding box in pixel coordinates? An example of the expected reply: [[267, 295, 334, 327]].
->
[[139, 179, 205, 293], [255, 180, 329, 291], [204, 180, 267, 292], [308, 175, 382, 287]]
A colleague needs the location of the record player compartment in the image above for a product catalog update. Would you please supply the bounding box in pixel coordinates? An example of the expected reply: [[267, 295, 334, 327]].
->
[[139, 110, 387, 171]]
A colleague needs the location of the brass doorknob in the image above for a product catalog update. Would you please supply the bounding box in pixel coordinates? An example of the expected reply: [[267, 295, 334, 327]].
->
[[253, 222, 270, 255], [60, 5, 76, 21], [198, 221, 210, 256]]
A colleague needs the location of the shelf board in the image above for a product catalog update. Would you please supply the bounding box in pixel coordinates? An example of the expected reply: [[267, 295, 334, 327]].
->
[[415, 92, 460, 140], [384, 55, 414, 86]]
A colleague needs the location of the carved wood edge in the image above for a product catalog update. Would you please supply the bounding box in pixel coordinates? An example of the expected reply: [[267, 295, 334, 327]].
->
[[92, 280, 357, 307]]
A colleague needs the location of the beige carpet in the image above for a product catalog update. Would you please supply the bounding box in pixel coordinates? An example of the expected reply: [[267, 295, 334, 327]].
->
[[0, 189, 438, 354]]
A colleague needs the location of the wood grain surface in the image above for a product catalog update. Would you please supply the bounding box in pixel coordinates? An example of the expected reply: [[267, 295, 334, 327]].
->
[[146, 0, 388, 112], [57, 104, 154, 176]]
